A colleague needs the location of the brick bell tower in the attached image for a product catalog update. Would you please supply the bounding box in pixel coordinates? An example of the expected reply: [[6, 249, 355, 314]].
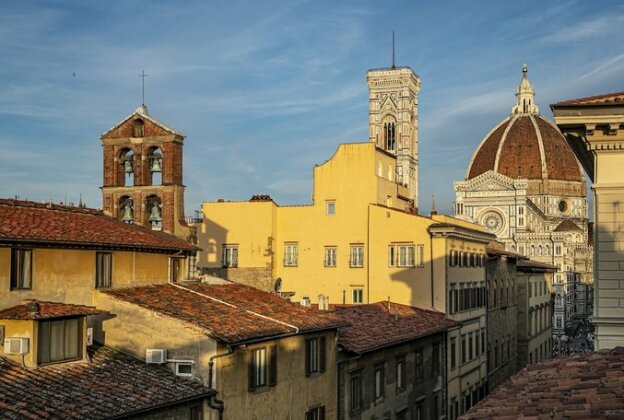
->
[[100, 104, 190, 239]]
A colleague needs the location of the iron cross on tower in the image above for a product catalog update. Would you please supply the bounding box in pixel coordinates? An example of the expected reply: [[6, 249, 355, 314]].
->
[[139, 70, 148, 105]]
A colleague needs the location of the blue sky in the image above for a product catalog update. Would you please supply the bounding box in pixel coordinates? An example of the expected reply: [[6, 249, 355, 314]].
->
[[1, 0, 622, 215]]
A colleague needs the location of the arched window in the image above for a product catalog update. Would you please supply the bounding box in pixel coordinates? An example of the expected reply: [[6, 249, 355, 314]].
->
[[119, 148, 134, 187], [146, 195, 162, 231], [383, 121, 396, 152], [119, 196, 134, 224]]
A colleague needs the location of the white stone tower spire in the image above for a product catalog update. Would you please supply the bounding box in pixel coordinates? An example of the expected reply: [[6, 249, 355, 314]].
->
[[512, 64, 540, 115], [367, 66, 420, 209]]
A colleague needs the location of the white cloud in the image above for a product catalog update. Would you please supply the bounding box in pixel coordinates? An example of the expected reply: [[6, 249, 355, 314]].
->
[[542, 14, 624, 43]]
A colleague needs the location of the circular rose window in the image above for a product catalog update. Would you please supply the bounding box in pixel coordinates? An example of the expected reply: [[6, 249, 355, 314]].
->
[[482, 211, 503, 233]]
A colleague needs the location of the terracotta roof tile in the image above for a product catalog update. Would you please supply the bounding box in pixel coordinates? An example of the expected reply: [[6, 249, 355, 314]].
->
[[553, 219, 583, 232], [516, 259, 558, 271], [553, 91, 624, 106], [330, 302, 459, 354], [0, 346, 213, 419], [103, 283, 342, 344], [467, 115, 583, 182], [461, 348, 624, 419], [0, 300, 101, 320], [0, 199, 195, 252]]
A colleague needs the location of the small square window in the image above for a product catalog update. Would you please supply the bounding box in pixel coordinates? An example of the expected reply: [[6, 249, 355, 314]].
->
[[176, 362, 193, 377], [325, 201, 336, 216]]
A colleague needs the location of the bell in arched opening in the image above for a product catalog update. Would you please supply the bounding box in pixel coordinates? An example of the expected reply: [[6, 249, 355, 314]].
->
[[148, 198, 162, 231], [124, 158, 134, 173], [150, 152, 162, 173], [121, 202, 134, 223]]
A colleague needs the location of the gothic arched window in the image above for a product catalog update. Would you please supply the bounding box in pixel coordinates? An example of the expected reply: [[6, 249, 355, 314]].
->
[[383, 121, 396, 152]]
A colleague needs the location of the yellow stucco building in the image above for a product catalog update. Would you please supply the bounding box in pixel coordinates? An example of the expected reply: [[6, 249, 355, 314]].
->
[[197, 65, 496, 418]]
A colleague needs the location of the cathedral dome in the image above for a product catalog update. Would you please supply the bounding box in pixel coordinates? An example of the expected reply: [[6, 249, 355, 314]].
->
[[466, 66, 583, 182]]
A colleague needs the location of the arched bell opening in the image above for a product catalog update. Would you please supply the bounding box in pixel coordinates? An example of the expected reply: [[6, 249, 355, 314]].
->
[[118, 196, 134, 224], [133, 118, 145, 138], [119, 148, 135, 187], [146, 195, 162, 231], [146, 146, 163, 186]]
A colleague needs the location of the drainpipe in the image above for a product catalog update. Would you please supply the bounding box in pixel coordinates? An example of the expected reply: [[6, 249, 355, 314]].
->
[[207, 346, 238, 420]]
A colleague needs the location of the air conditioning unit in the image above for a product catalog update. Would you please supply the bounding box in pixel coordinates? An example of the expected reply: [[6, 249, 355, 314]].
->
[[86, 328, 93, 346], [146, 349, 167, 364], [4, 338, 29, 355]]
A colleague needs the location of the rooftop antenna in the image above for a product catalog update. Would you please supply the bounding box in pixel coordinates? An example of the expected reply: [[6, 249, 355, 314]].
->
[[139, 70, 148, 105], [431, 194, 436, 214], [392, 30, 396, 69]]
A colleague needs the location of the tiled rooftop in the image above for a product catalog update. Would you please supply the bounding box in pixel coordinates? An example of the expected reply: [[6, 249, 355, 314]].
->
[[103, 283, 342, 345], [0, 198, 195, 252], [461, 348, 624, 419], [0, 346, 213, 419], [467, 115, 583, 182], [553, 219, 583, 232], [553, 91, 624, 106], [330, 302, 459, 354], [0, 300, 101, 320], [517, 258, 558, 271]]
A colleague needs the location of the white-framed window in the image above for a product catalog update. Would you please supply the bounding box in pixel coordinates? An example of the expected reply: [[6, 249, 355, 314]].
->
[[350, 244, 364, 268], [284, 243, 298, 267], [398, 245, 415, 267], [352, 288, 363, 304], [324, 247, 337, 267], [388, 244, 415, 267], [175, 362, 193, 377], [222, 244, 239, 268], [326, 200, 336, 216], [417, 245, 425, 267]]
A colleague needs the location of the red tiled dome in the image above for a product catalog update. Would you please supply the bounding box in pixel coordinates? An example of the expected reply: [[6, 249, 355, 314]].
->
[[466, 114, 583, 182]]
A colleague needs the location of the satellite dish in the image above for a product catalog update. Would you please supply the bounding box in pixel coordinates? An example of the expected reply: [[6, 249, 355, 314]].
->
[[274, 277, 282, 293]]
